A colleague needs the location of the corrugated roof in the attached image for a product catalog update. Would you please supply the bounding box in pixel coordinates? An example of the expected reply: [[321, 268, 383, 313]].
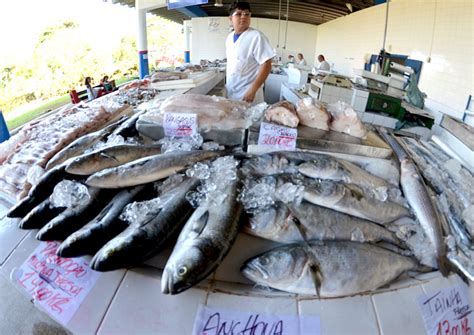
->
[[111, 0, 375, 26]]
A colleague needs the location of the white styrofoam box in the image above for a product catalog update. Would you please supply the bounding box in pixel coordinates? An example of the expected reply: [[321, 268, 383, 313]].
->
[[354, 96, 368, 112], [97, 270, 207, 335], [320, 93, 332, 104], [299, 296, 379, 335], [341, 88, 353, 99], [323, 84, 336, 95], [371, 285, 427, 335], [383, 117, 398, 129], [362, 112, 375, 123], [372, 114, 385, 126]]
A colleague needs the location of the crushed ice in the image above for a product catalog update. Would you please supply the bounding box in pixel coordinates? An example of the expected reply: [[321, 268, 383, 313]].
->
[[120, 197, 162, 223], [50, 180, 90, 208]]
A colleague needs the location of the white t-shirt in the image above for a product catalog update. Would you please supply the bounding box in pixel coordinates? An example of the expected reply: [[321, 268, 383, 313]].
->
[[298, 59, 307, 66], [318, 60, 330, 71], [225, 28, 275, 103]]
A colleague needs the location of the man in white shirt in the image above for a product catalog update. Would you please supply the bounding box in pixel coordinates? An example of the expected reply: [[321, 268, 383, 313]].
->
[[316, 54, 330, 72], [226, 1, 276, 104]]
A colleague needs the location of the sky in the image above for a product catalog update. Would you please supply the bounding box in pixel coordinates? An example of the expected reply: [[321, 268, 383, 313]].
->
[[0, 0, 138, 67]]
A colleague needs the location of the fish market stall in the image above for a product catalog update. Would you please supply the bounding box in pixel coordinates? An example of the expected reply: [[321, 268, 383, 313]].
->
[[0, 85, 473, 334]]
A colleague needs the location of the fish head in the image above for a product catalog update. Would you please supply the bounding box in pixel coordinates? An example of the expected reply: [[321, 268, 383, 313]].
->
[[161, 242, 208, 295], [56, 233, 83, 258], [241, 246, 303, 286], [245, 204, 292, 238], [298, 157, 339, 179]]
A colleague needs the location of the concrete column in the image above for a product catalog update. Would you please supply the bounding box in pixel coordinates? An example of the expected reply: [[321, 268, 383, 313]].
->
[[183, 20, 191, 64], [137, 8, 149, 78]]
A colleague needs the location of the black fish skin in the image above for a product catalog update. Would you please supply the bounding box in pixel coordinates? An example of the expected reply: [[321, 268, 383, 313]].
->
[[18, 199, 66, 230], [7, 163, 81, 218], [56, 185, 153, 258], [90, 177, 199, 272]]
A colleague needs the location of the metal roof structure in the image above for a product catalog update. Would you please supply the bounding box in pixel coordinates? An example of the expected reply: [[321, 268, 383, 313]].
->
[[111, 0, 375, 26]]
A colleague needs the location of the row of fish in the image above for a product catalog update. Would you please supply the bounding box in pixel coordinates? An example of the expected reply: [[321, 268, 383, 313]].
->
[[5, 115, 440, 298]]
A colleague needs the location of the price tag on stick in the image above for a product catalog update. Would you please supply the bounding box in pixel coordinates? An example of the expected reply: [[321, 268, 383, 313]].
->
[[163, 112, 197, 137], [257, 122, 298, 151]]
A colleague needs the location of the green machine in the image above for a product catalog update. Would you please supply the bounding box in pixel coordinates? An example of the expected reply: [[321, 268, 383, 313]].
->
[[366, 92, 406, 120]]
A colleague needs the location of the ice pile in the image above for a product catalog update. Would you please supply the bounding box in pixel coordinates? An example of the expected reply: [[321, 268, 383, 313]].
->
[[120, 197, 163, 223], [50, 180, 91, 208], [238, 176, 305, 213], [159, 134, 204, 153], [185, 156, 239, 208]]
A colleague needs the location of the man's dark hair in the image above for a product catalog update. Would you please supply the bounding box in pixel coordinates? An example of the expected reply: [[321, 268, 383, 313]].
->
[[229, 1, 251, 16]]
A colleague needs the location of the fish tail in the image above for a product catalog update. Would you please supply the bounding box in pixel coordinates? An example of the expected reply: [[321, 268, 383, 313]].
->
[[376, 127, 409, 161]]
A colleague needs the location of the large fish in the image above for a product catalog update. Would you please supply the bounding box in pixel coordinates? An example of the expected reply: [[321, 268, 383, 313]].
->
[[109, 110, 145, 138], [18, 198, 66, 230], [90, 177, 199, 271], [161, 178, 242, 295], [379, 129, 449, 276], [86, 150, 225, 188], [36, 187, 112, 241], [303, 179, 410, 224], [298, 156, 390, 190], [241, 241, 425, 297], [65, 144, 162, 176], [56, 185, 152, 258], [7, 163, 81, 218], [245, 201, 401, 245], [45, 119, 125, 170]]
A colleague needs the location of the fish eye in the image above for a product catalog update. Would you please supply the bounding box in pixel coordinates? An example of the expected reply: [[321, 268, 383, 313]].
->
[[178, 266, 187, 276], [260, 257, 269, 265]]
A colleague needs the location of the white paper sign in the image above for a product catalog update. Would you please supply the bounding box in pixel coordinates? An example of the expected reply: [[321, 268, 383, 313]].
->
[[417, 284, 473, 335], [13, 241, 101, 326], [192, 304, 321, 335], [163, 112, 197, 137], [258, 122, 298, 151]]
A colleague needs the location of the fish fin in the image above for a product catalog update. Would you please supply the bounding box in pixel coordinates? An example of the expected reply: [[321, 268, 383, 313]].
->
[[100, 153, 119, 162], [437, 256, 451, 277], [308, 261, 323, 297], [192, 210, 209, 236]]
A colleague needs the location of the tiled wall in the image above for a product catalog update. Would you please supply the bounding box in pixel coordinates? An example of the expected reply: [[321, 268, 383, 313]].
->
[[315, 0, 473, 119], [190, 17, 318, 68]]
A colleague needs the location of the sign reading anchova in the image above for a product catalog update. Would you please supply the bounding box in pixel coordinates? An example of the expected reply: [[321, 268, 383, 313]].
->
[[192, 304, 321, 335], [163, 112, 198, 137], [257, 122, 297, 151], [417, 284, 472, 335]]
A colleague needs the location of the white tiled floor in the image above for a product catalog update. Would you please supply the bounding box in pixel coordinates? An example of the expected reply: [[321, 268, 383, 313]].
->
[[299, 295, 379, 335], [371, 285, 427, 335], [97, 270, 208, 335]]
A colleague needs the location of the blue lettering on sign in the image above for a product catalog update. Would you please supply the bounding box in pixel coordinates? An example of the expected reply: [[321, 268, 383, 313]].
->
[[201, 312, 284, 335]]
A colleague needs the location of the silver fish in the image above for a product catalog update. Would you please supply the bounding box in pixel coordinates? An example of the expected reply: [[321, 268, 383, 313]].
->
[[86, 150, 224, 188], [379, 129, 449, 276], [161, 178, 242, 295], [66, 144, 162, 175], [89, 177, 199, 271], [298, 156, 390, 190], [241, 241, 423, 297], [245, 201, 401, 245], [45, 119, 124, 170], [303, 179, 410, 224]]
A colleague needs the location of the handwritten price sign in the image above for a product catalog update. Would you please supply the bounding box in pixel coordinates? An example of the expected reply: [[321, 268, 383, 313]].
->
[[163, 112, 197, 137], [192, 304, 320, 335], [417, 284, 473, 335], [258, 122, 298, 151], [13, 241, 100, 326]]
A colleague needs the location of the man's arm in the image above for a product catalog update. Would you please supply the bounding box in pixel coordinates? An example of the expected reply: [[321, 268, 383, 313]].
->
[[243, 59, 272, 103]]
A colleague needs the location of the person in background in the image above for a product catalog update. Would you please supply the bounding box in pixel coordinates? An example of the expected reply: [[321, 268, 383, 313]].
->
[[100, 75, 113, 92], [225, 1, 276, 104], [288, 55, 295, 64], [85, 76, 100, 101], [297, 53, 307, 66], [315, 54, 330, 72]]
